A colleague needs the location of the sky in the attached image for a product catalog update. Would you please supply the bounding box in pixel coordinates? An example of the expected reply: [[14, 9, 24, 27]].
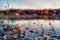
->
[[0, 0, 60, 10]]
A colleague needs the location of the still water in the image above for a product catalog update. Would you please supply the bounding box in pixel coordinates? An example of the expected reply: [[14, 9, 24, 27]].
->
[[4, 19, 60, 36]]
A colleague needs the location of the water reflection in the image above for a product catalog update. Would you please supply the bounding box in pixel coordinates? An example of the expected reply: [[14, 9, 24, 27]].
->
[[4, 19, 60, 36]]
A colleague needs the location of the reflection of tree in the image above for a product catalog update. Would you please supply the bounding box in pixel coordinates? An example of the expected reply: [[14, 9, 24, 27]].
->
[[49, 23, 56, 38], [37, 20, 44, 36], [40, 24, 44, 35], [49, 23, 55, 31]]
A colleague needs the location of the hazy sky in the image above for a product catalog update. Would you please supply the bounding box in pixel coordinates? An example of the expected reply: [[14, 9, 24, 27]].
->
[[0, 0, 60, 10]]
